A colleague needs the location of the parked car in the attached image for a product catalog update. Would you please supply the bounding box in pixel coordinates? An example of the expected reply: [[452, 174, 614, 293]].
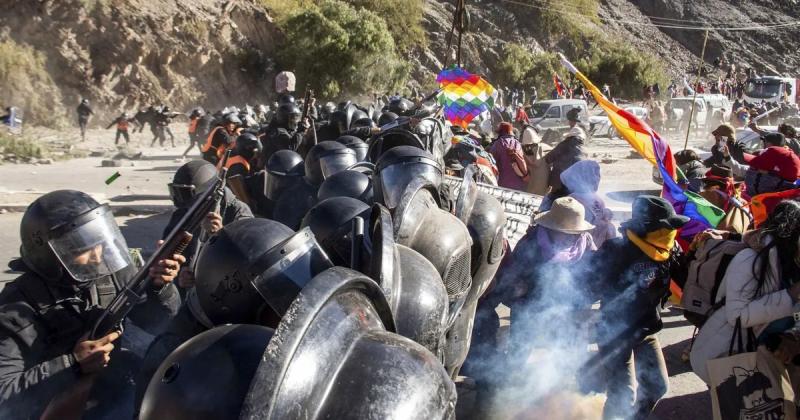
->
[[664, 97, 707, 133], [697, 94, 732, 128], [528, 99, 591, 144], [588, 106, 649, 138]]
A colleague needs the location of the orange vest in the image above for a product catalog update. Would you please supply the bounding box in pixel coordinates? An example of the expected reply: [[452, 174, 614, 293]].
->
[[218, 155, 251, 173], [202, 126, 242, 159], [188, 117, 199, 134], [117, 119, 129, 131], [201, 126, 222, 153]]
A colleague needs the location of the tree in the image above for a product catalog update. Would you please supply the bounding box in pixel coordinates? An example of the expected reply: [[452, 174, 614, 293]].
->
[[277, 0, 408, 98]]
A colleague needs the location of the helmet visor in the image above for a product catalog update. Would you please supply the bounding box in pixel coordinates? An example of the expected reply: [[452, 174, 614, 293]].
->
[[379, 162, 442, 209], [264, 172, 300, 201], [48, 206, 132, 282], [168, 183, 196, 208], [249, 228, 334, 315], [320, 154, 357, 180]]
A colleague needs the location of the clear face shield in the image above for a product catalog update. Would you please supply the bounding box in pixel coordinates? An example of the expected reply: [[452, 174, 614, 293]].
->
[[378, 162, 442, 209], [264, 171, 300, 201], [319, 153, 358, 180], [248, 228, 334, 315], [48, 205, 132, 283]]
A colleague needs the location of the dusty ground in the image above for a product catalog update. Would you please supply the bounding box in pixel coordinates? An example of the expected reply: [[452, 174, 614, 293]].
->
[[0, 121, 714, 419]]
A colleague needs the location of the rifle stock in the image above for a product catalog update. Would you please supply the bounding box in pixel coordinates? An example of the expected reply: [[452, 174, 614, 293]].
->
[[88, 171, 227, 340]]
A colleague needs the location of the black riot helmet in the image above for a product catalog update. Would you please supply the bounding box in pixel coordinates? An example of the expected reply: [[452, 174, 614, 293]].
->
[[320, 102, 336, 121], [194, 218, 296, 326], [348, 107, 370, 127], [222, 112, 242, 126], [351, 117, 374, 130], [388, 98, 415, 116], [329, 110, 347, 136], [374, 145, 443, 210], [334, 135, 368, 162], [275, 103, 302, 131], [264, 150, 305, 201], [301, 197, 370, 267], [377, 111, 399, 127], [233, 132, 262, 161], [317, 170, 374, 204], [304, 141, 358, 186], [20, 190, 132, 285], [140, 324, 275, 420], [278, 94, 295, 105], [168, 160, 217, 208], [142, 269, 456, 420]]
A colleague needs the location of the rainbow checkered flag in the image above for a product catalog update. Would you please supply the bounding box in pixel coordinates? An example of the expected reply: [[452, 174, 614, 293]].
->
[[436, 65, 497, 129]]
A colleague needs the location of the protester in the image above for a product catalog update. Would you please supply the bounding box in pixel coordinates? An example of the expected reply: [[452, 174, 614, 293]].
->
[[699, 164, 750, 233], [560, 160, 618, 246], [745, 132, 800, 195], [544, 126, 587, 196], [469, 197, 596, 415], [489, 122, 528, 191], [592, 195, 689, 419], [674, 149, 706, 193], [520, 127, 551, 196], [691, 200, 800, 383]]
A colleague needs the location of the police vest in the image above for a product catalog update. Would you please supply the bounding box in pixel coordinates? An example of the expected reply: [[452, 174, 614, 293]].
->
[[219, 155, 251, 173], [202, 127, 240, 159], [188, 117, 199, 135]]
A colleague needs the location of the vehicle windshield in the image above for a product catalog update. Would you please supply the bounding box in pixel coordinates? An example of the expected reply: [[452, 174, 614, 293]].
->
[[530, 103, 550, 118], [745, 79, 782, 99]]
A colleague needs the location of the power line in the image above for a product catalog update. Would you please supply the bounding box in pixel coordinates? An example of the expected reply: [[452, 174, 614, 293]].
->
[[497, 0, 800, 32], [518, 0, 715, 24]]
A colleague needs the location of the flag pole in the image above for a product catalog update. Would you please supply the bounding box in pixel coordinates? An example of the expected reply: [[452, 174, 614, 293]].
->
[[683, 29, 709, 151]]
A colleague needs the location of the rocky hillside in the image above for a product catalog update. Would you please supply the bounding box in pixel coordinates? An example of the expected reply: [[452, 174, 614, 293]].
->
[[0, 0, 280, 125], [1, 0, 798, 126]]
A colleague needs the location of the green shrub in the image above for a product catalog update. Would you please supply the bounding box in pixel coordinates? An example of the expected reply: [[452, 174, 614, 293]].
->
[[276, 0, 407, 98], [344, 0, 427, 52], [0, 38, 67, 128], [0, 131, 48, 161]]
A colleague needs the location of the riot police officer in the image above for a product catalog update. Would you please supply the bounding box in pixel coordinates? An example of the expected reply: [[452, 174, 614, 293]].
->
[[272, 141, 356, 230], [134, 218, 334, 411], [0, 190, 183, 419], [139, 265, 456, 420], [222, 132, 262, 178], [260, 103, 308, 162], [164, 160, 253, 289], [201, 113, 241, 165]]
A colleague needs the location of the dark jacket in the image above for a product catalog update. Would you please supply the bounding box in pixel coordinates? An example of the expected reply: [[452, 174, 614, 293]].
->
[[262, 126, 306, 162], [545, 136, 586, 190], [591, 236, 687, 348], [76, 103, 93, 120], [162, 189, 253, 268], [0, 265, 180, 419]]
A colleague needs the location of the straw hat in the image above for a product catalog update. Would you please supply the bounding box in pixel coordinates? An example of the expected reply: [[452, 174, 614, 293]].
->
[[533, 197, 594, 234]]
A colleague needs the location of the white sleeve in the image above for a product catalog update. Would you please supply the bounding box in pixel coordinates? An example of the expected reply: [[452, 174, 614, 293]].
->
[[724, 249, 794, 328]]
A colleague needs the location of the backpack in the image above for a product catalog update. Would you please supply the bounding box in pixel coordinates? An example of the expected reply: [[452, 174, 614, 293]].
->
[[680, 238, 748, 327]]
